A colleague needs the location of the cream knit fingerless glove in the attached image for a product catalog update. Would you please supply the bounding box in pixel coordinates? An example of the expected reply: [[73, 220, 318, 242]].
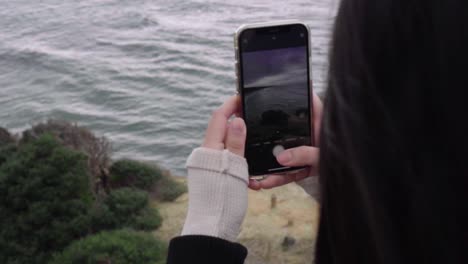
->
[[181, 148, 249, 242]]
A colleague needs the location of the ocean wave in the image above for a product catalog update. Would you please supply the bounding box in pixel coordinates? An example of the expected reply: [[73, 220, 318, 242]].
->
[[0, 0, 336, 176]]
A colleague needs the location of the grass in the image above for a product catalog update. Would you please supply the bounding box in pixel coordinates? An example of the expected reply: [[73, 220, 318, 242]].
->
[[152, 178, 320, 264]]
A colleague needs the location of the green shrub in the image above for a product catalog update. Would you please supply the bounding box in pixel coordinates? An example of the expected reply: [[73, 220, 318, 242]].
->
[[20, 120, 112, 197], [50, 229, 167, 264], [88, 202, 115, 232], [0, 128, 17, 167], [0, 144, 17, 167], [106, 187, 148, 219], [0, 134, 93, 264], [155, 175, 187, 202], [90, 188, 162, 232], [109, 159, 163, 190], [132, 207, 163, 231]]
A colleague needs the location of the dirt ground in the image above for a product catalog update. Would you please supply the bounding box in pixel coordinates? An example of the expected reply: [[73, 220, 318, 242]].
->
[[153, 179, 320, 264]]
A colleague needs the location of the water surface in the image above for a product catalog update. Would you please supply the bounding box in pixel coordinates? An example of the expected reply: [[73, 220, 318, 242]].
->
[[0, 0, 337, 175]]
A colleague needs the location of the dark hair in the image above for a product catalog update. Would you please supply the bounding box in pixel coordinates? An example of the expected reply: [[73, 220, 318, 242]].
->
[[317, 0, 468, 263]]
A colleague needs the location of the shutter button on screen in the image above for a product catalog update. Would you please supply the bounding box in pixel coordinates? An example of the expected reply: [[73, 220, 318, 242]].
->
[[272, 145, 285, 157]]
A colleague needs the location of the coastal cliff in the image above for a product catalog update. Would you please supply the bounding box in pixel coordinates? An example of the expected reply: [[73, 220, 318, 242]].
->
[[154, 178, 320, 264]]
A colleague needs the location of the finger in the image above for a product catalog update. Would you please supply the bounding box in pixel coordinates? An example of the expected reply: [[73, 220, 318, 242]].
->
[[312, 93, 323, 145], [259, 169, 311, 189], [276, 146, 319, 167], [203, 96, 240, 150], [259, 174, 295, 189], [248, 179, 262, 191], [225, 117, 247, 156], [292, 169, 311, 181]]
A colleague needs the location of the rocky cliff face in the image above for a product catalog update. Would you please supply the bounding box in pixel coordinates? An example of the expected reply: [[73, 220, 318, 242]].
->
[[153, 179, 319, 264]]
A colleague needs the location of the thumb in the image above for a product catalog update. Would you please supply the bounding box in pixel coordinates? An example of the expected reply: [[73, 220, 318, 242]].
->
[[225, 118, 247, 156]]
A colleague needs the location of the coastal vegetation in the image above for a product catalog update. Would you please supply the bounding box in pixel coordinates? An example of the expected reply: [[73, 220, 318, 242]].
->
[[0, 120, 186, 264], [0, 120, 318, 264], [50, 229, 166, 264]]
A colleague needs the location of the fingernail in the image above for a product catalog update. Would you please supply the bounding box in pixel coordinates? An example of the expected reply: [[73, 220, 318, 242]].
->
[[230, 118, 244, 134], [277, 151, 292, 164]]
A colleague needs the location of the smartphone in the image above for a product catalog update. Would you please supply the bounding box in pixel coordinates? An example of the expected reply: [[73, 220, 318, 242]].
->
[[234, 20, 314, 177]]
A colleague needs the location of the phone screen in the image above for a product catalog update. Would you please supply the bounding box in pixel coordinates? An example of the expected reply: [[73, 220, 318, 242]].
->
[[238, 24, 312, 176]]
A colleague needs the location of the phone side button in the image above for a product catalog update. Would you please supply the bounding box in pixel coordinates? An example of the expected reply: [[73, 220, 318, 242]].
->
[[235, 62, 240, 93], [235, 48, 239, 60]]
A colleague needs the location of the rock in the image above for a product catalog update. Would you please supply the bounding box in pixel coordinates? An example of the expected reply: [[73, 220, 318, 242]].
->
[[281, 236, 296, 251], [270, 194, 277, 209], [285, 219, 294, 227]]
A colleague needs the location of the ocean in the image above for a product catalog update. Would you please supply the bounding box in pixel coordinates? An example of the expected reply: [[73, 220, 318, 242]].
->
[[0, 0, 337, 176]]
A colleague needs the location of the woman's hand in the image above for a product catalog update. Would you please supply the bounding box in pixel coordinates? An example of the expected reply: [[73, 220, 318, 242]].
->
[[200, 92, 323, 190], [202, 95, 247, 156], [182, 95, 248, 242], [249, 93, 323, 190]]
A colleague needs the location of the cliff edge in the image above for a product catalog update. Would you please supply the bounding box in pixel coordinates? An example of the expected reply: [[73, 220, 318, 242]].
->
[[153, 178, 319, 264]]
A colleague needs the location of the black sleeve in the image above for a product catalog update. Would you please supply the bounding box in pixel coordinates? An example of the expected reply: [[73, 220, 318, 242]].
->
[[166, 235, 248, 264]]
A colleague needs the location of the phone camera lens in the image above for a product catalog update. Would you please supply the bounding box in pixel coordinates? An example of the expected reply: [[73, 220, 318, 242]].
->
[[300, 33, 304, 38], [272, 36, 276, 40]]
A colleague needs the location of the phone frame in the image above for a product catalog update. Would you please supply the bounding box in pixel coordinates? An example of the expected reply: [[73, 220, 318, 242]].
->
[[234, 20, 314, 178]]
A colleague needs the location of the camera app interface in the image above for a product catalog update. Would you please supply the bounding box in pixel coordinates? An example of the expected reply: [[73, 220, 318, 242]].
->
[[242, 46, 311, 174]]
